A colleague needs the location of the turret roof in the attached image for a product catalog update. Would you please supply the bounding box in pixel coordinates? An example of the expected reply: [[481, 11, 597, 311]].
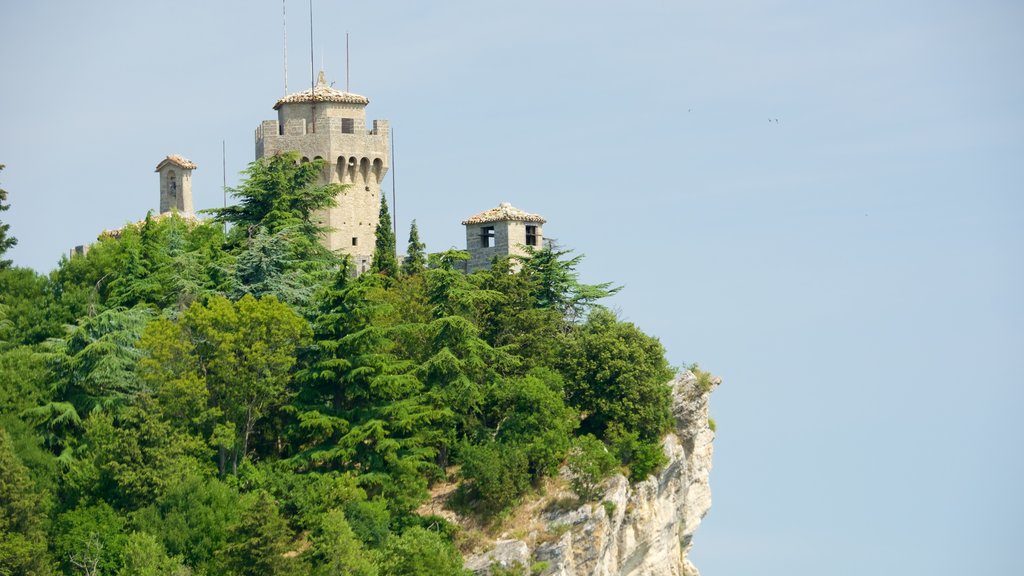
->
[[154, 154, 197, 172], [462, 202, 546, 225], [274, 71, 369, 109]]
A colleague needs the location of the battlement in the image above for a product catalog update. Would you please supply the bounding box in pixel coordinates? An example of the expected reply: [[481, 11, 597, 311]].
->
[[255, 118, 389, 156]]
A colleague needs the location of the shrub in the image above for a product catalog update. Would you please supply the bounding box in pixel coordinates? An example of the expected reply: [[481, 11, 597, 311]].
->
[[566, 435, 617, 501], [456, 442, 530, 515], [606, 423, 667, 482]]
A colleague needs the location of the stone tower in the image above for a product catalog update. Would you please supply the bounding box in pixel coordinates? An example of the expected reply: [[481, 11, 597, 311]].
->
[[255, 71, 390, 271], [155, 155, 196, 215], [462, 202, 545, 273]]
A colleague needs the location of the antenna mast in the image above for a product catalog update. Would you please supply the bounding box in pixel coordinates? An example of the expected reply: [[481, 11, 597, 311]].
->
[[222, 140, 228, 234], [309, 0, 315, 91], [346, 32, 350, 92], [309, 0, 315, 132], [391, 129, 397, 240], [282, 0, 288, 94]]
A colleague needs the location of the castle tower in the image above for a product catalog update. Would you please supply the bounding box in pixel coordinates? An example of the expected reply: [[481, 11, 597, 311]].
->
[[255, 71, 390, 271], [462, 202, 545, 273], [155, 155, 196, 215]]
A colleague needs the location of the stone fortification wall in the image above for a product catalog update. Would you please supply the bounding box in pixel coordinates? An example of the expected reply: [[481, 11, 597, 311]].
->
[[255, 108, 389, 261]]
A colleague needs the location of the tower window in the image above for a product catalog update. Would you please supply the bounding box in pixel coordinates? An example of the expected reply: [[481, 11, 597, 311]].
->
[[481, 226, 495, 248], [525, 225, 538, 246], [352, 237, 358, 246], [342, 118, 354, 134]]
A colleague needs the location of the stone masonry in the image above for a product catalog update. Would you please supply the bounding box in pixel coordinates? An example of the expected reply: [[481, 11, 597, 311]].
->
[[255, 71, 389, 273], [155, 154, 196, 215], [462, 202, 545, 273]]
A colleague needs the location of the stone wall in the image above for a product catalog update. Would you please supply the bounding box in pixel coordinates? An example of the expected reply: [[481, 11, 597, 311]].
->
[[255, 104, 389, 259]]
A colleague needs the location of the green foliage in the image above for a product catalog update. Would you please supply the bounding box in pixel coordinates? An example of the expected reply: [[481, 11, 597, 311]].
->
[[601, 500, 617, 517], [118, 531, 190, 576], [53, 502, 127, 576], [217, 490, 301, 576], [514, 246, 620, 323], [69, 403, 209, 509], [0, 160, 680, 573], [210, 152, 340, 243], [0, 427, 54, 575], [184, 294, 311, 473], [566, 434, 618, 501], [229, 225, 320, 306], [455, 442, 530, 516], [372, 196, 398, 278], [0, 164, 16, 270], [0, 267, 65, 346], [689, 363, 715, 393], [605, 423, 667, 482], [305, 509, 379, 576], [708, 418, 717, 433], [132, 470, 242, 570], [559, 308, 674, 442], [401, 219, 427, 276], [377, 527, 469, 576], [489, 370, 577, 480]]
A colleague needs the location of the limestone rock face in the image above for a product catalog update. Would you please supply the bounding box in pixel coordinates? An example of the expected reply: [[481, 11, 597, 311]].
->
[[465, 371, 718, 576]]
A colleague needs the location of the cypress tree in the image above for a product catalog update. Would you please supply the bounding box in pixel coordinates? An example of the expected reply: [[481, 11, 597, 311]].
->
[[371, 196, 397, 278], [0, 164, 17, 270], [401, 219, 427, 276]]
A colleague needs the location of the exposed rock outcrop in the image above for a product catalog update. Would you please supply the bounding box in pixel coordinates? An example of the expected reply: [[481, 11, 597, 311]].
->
[[465, 370, 718, 576]]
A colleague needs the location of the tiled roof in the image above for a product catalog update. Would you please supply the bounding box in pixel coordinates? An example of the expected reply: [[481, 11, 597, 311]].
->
[[100, 211, 201, 239], [274, 71, 369, 109], [154, 154, 197, 171], [462, 202, 546, 225]]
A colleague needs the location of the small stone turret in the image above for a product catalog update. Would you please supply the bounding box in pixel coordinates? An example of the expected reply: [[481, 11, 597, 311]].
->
[[255, 70, 389, 271], [155, 155, 196, 215], [462, 202, 545, 273]]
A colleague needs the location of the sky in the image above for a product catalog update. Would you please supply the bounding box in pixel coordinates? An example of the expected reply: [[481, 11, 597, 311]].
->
[[2, 1, 1023, 573]]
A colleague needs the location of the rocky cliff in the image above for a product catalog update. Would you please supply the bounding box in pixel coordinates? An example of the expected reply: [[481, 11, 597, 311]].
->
[[465, 370, 718, 576]]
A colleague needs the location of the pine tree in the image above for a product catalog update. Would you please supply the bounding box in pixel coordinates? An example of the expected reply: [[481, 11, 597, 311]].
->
[[371, 196, 397, 278], [401, 220, 427, 276], [0, 164, 18, 269]]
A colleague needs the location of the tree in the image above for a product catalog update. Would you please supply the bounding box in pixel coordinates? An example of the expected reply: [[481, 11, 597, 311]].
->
[[401, 220, 426, 276], [53, 502, 127, 576], [0, 427, 54, 575], [558, 308, 674, 443], [217, 490, 299, 576], [516, 246, 620, 324], [209, 152, 340, 242], [371, 196, 397, 278], [490, 369, 577, 480], [0, 164, 17, 270], [185, 295, 311, 474], [455, 442, 530, 515], [229, 226, 315, 306], [305, 509, 378, 576], [566, 434, 618, 501], [132, 470, 242, 571], [377, 527, 468, 576], [118, 532, 190, 576]]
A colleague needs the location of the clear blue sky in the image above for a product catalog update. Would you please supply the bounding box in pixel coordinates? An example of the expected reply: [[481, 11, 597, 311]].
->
[[2, 1, 1022, 573]]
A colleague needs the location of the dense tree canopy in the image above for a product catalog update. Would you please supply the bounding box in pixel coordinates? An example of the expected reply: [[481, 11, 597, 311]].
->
[[0, 164, 17, 270], [0, 154, 681, 574]]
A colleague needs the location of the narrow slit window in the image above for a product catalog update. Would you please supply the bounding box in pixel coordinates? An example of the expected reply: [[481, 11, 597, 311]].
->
[[352, 237, 359, 246], [481, 226, 495, 248], [525, 225, 538, 246]]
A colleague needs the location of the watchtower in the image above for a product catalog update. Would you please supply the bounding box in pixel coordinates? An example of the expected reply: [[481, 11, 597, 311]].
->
[[255, 71, 390, 271], [462, 202, 545, 273], [155, 155, 196, 215]]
